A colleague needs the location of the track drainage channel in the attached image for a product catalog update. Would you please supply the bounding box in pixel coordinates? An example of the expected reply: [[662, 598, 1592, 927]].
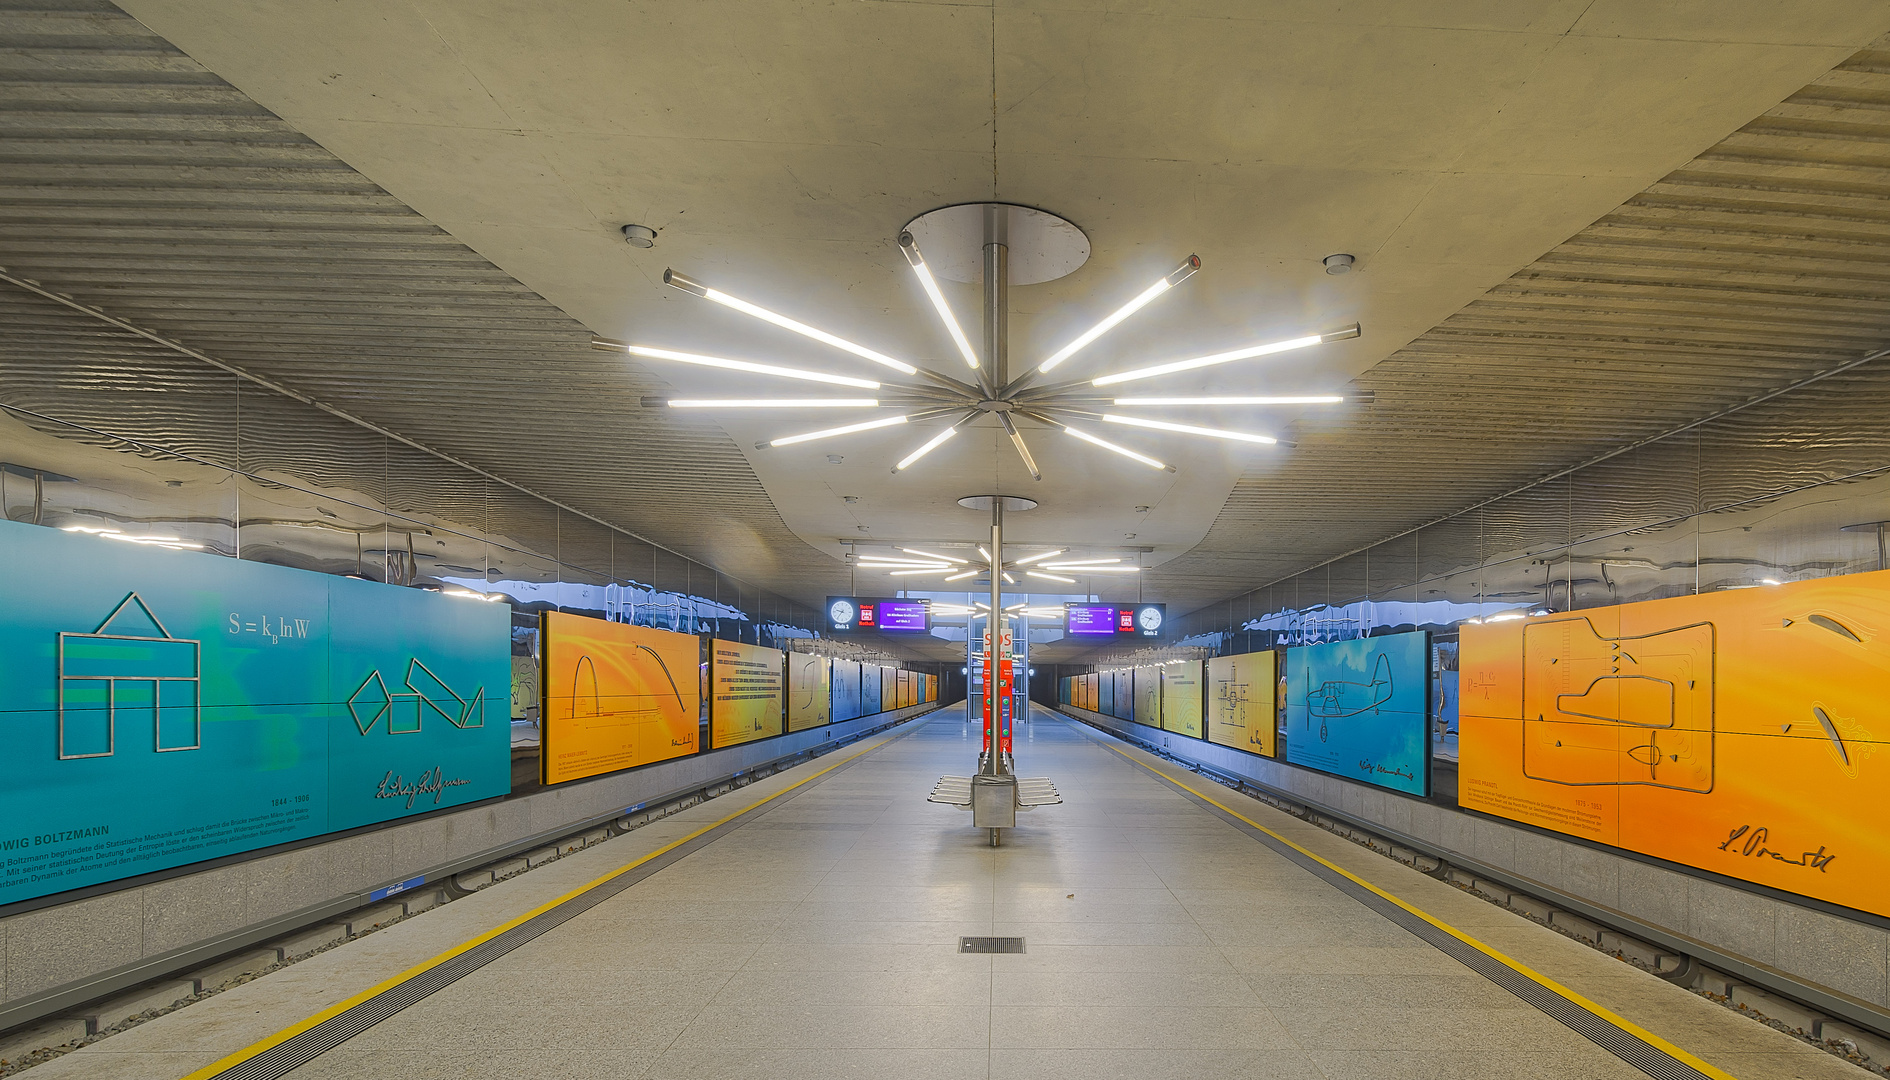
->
[[959, 937, 1026, 954]]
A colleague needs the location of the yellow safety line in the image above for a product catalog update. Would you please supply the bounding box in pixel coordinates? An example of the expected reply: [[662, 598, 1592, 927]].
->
[[1095, 738, 1738, 1080], [182, 726, 910, 1080]]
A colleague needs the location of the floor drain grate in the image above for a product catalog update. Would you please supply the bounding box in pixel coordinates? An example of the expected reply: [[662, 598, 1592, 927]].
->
[[959, 936, 1025, 953]]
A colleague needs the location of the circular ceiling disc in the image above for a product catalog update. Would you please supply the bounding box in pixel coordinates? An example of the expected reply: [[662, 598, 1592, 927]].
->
[[958, 494, 1040, 512], [902, 203, 1090, 285]]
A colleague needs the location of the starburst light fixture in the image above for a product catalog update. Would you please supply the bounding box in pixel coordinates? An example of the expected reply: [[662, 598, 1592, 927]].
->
[[593, 203, 1359, 479]]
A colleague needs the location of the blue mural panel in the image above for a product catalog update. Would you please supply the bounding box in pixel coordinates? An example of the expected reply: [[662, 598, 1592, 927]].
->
[[831, 659, 862, 722], [1284, 630, 1430, 796], [0, 520, 510, 906]]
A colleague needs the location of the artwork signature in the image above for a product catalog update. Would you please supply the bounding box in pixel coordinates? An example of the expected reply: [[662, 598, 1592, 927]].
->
[[375, 766, 472, 810], [1717, 825, 1836, 872], [1358, 759, 1416, 782]]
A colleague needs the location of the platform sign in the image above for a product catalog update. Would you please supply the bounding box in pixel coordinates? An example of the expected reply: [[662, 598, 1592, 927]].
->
[[0, 519, 509, 907], [826, 596, 931, 634], [1063, 603, 1167, 638]]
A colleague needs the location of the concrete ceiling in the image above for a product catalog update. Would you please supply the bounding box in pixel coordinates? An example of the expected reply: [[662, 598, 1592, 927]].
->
[[105, 1, 1890, 605], [10, 2, 1890, 666]]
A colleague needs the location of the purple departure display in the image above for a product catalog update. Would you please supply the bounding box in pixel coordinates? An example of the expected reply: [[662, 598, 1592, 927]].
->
[[1065, 604, 1120, 636], [874, 599, 930, 632]]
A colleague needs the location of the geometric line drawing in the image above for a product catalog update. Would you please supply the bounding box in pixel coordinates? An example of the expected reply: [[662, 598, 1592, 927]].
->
[[348, 670, 392, 734], [347, 659, 484, 735], [56, 591, 201, 760], [1521, 616, 1715, 793], [1302, 651, 1394, 743]]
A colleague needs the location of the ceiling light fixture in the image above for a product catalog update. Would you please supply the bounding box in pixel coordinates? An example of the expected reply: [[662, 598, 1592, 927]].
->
[[663, 269, 917, 376], [1112, 395, 1343, 406], [1038, 256, 1199, 374], [597, 342, 881, 390], [1026, 570, 1077, 584], [668, 398, 880, 408], [1091, 325, 1359, 386], [893, 418, 968, 473], [1043, 557, 1120, 566], [899, 547, 968, 564], [1012, 549, 1065, 564], [1102, 414, 1281, 446], [1045, 564, 1140, 573], [623, 203, 1359, 484], [769, 414, 909, 447], [899, 232, 979, 370], [977, 546, 992, 561], [1062, 425, 1168, 471], [1001, 572, 1016, 584], [944, 569, 980, 582], [889, 568, 955, 576]]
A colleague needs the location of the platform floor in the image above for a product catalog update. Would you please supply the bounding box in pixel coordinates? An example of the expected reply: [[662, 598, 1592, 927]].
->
[[36, 705, 1861, 1080]]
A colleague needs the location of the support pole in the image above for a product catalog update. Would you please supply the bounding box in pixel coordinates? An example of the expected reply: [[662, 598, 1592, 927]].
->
[[981, 206, 1009, 396], [983, 499, 1003, 777]]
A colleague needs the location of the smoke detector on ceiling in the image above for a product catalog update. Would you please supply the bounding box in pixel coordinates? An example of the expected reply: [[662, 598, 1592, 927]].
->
[[1323, 253, 1355, 275], [621, 224, 656, 248]]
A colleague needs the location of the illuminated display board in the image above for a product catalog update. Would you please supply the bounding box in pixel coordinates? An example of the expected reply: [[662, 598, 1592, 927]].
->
[[1063, 603, 1166, 638], [826, 596, 931, 633]]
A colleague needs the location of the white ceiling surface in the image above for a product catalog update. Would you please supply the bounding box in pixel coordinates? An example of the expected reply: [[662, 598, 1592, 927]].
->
[[114, 0, 1890, 602]]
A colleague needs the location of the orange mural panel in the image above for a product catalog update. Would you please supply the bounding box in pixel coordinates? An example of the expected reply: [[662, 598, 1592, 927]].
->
[[540, 612, 699, 785], [1460, 571, 1890, 917]]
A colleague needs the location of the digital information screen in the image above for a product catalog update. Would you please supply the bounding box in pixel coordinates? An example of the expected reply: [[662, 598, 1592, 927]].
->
[[1065, 604, 1120, 636], [1064, 603, 1166, 638], [827, 596, 932, 634]]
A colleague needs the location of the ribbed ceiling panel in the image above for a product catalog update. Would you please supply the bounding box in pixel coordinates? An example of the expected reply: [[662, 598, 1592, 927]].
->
[[0, 0, 849, 599], [1150, 34, 1890, 613]]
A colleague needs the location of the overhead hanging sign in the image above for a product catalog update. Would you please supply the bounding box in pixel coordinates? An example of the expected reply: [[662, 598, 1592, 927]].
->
[[826, 596, 932, 633], [1063, 603, 1166, 637]]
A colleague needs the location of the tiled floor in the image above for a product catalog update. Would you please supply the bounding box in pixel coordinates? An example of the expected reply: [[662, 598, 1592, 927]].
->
[[34, 705, 1865, 1079]]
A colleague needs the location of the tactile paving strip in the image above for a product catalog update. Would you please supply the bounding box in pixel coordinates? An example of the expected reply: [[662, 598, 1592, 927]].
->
[[206, 732, 895, 1080], [1110, 741, 1720, 1080]]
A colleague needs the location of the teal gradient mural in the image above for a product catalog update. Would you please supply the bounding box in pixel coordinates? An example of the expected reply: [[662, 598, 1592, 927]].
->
[[0, 520, 510, 906], [1284, 630, 1430, 796]]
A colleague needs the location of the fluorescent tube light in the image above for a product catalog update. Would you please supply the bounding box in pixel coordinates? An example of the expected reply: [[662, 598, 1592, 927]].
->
[[1111, 395, 1343, 406], [944, 570, 980, 582], [889, 568, 955, 576], [668, 398, 879, 408], [894, 426, 958, 472], [770, 414, 909, 447], [1027, 570, 1077, 584], [1045, 565, 1140, 573], [1012, 549, 1065, 565], [899, 547, 969, 564], [617, 344, 881, 390], [899, 233, 979, 370], [1103, 414, 1277, 445], [664, 269, 917, 375], [1043, 558, 1120, 566], [1038, 256, 1198, 373], [1001, 572, 1016, 584], [1063, 425, 1167, 470], [977, 546, 992, 561], [1090, 325, 1356, 387]]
